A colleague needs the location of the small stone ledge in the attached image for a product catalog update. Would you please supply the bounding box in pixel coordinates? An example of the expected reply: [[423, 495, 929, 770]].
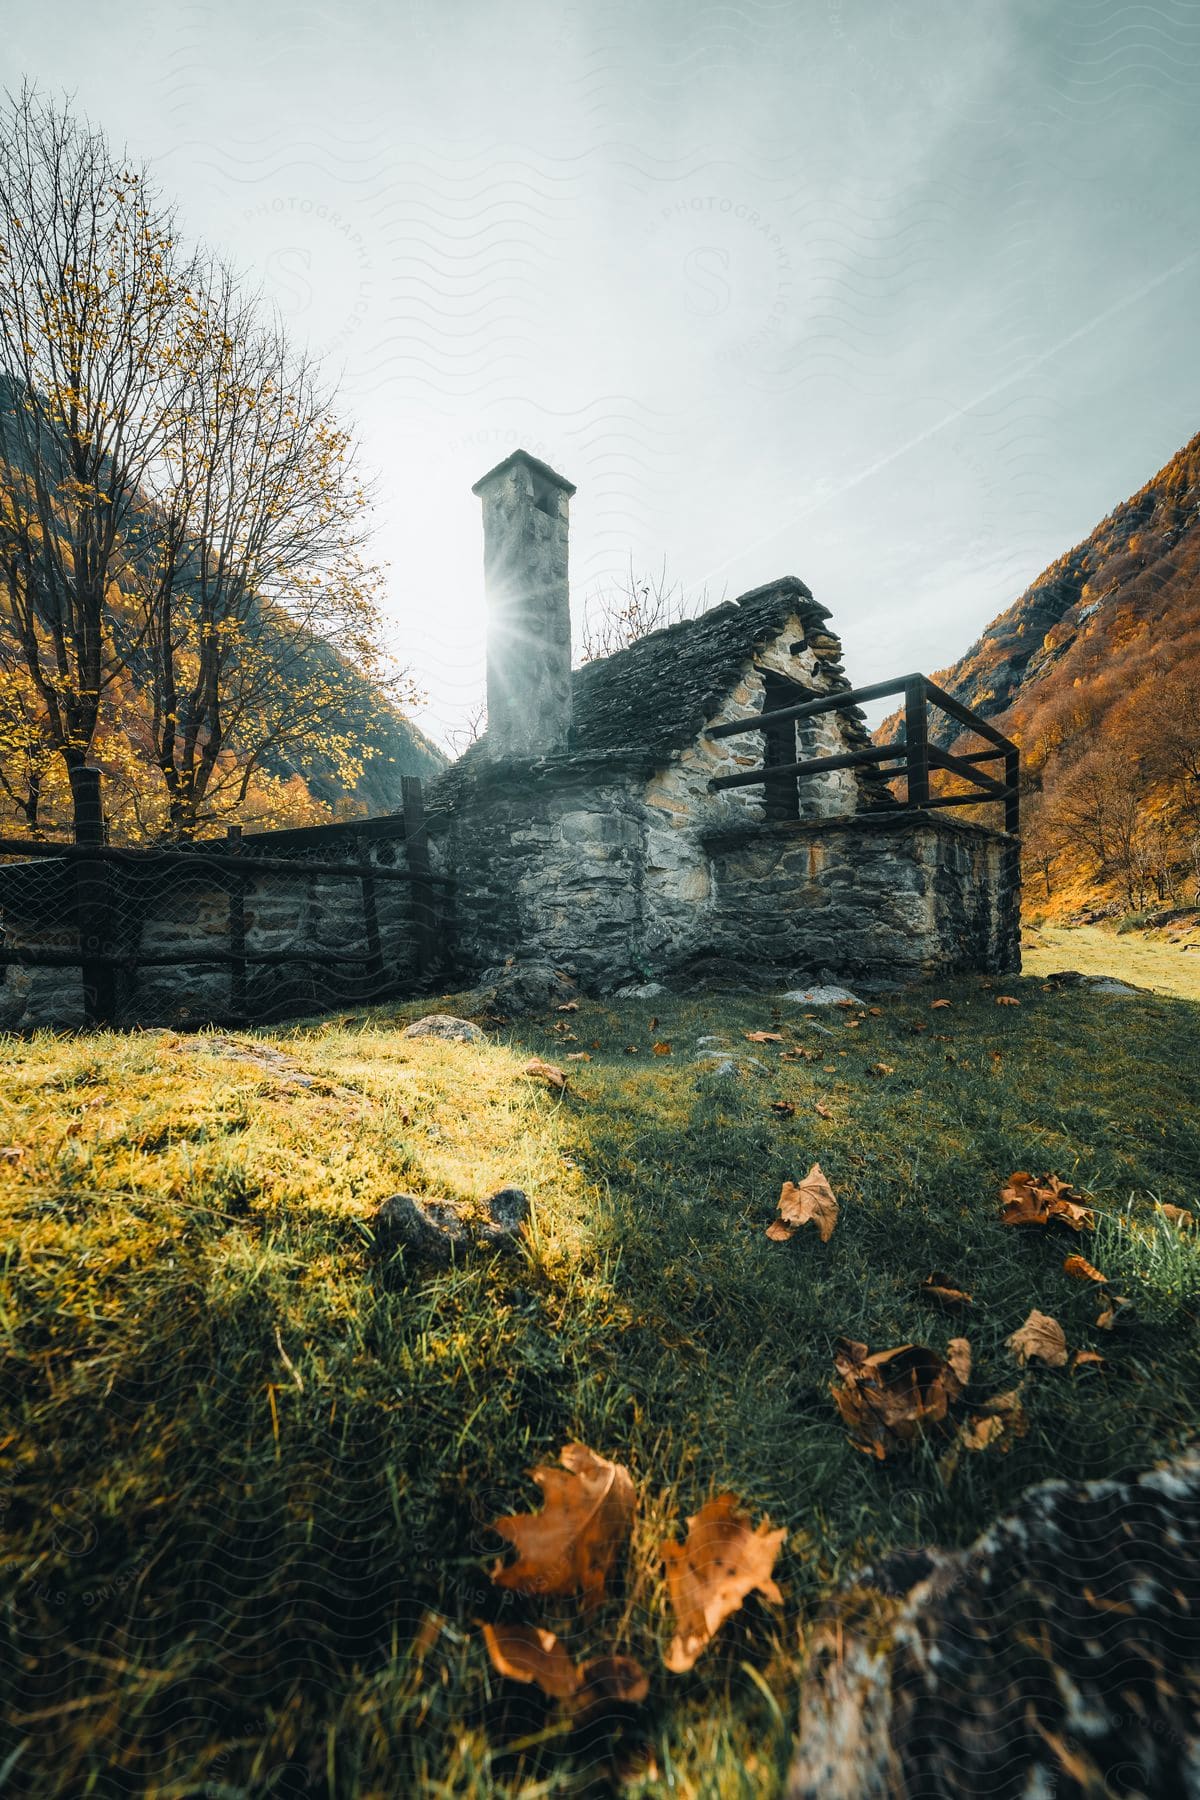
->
[[701, 808, 1017, 854]]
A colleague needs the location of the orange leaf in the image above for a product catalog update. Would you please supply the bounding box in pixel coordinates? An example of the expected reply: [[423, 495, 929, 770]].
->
[[745, 1031, 784, 1043], [1063, 1253, 1107, 1283], [556, 1001, 579, 1013], [767, 1164, 838, 1243], [1006, 1309, 1068, 1368], [660, 1495, 785, 1672], [482, 1622, 581, 1699], [999, 1171, 1093, 1232], [995, 995, 1020, 1006], [490, 1444, 635, 1611], [1096, 1290, 1132, 1331], [870, 1062, 895, 1077], [565, 1052, 592, 1062], [524, 1059, 567, 1091], [1071, 1349, 1106, 1371], [814, 1101, 833, 1120], [931, 999, 952, 1010], [652, 1041, 673, 1056], [770, 1100, 796, 1118], [1157, 1203, 1196, 1231]]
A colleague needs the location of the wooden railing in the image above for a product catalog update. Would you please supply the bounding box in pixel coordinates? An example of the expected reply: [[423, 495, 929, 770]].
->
[[706, 673, 1020, 836]]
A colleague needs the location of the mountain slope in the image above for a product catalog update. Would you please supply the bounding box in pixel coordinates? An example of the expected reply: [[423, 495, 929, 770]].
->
[[935, 431, 1200, 734], [930, 432, 1200, 912]]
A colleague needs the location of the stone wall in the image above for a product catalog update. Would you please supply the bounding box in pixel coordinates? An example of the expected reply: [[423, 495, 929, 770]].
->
[[0, 819, 428, 1031], [703, 812, 1021, 981]]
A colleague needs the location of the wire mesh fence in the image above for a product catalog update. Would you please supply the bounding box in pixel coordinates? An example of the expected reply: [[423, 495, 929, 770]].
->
[[0, 776, 454, 1031]]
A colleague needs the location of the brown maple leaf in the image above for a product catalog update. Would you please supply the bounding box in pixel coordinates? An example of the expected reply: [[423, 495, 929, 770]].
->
[[999, 1171, 1094, 1231], [524, 1059, 568, 1091], [831, 1337, 967, 1459], [766, 1163, 838, 1243], [490, 1444, 635, 1611], [1063, 1253, 1108, 1283], [1006, 1308, 1068, 1368], [660, 1494, 785, 1672]]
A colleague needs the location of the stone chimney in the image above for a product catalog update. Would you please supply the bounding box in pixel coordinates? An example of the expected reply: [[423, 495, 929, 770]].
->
[[472, 449, 576, 758]]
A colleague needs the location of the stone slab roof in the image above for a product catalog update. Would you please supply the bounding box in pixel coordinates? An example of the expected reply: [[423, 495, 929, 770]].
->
[[432, 577, 832, 806], [569, 576, 829, 757]]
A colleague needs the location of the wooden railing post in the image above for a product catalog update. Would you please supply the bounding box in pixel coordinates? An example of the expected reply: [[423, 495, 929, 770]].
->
[[73, 765, 116, 1026], [904, 676, 931, 809], [401, 776, 436, 974], [1004, 747, 1021, 836], [226, 824, 247, 1018]]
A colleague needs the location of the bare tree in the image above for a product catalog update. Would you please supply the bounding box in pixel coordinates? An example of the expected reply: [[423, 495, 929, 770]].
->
[[579, 557, 712, 663], [0, 84, 202, 837], [126, 264, 398, 838]]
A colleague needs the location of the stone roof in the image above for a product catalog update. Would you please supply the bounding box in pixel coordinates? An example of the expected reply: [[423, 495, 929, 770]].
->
[[568, 576, 829, 758], [432, 577, 833, 809]]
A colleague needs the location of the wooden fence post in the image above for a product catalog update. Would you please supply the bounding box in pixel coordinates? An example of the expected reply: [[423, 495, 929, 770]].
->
[[74, 765, 116, 1026], [226, 825, 247, 1018], [401, 776, 436, 974], [904, 676, 931, 809]]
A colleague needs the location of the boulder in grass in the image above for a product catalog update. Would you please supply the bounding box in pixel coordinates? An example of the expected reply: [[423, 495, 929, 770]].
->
[[478, 1186, 530, 1244], [371, 1194, 472, 1266], [788, 1448, 1200, 1799], [400, 1013, 487, 1044]]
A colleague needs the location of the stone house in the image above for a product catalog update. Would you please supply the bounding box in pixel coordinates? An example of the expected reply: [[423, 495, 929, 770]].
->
[[423, 449, 1019, 989], [0, 449, 1019, 1029]]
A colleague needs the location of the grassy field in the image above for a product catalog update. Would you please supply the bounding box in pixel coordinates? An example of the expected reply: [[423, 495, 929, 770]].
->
[[1023, 919, 1200, 1000], [1, 970, 1199, 1797]]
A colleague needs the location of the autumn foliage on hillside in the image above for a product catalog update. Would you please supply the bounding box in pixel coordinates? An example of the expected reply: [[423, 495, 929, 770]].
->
[[925, 432, 1200, 914]]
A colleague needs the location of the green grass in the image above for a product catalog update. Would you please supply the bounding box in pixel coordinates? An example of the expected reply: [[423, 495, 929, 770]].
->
[[1, 972, 1198, 1797]]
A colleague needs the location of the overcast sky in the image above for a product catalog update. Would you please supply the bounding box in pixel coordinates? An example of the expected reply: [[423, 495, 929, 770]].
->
[[8, 1, 1200, 746]]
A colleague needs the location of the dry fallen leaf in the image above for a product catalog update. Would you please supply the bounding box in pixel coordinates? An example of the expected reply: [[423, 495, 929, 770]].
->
[[1006, 1309, 1068, 1368], [831, 1337, 967, 1459], [0, 1146, 25, 1167], [995, 995, 1020, 1006], [999, 1171, 1094, 1232], [482, 1622, 581, 1699], [490, 1444, 635, 1611], [524, 1059, 568, 1091], [868, 1007, 882, 1017], [769, 1101, 796, 1118], [565, 1052, 592, 1062], [481, 1625, 649, 1715], [814, 1101, 833, 1120], [920, 1272, 974, 1310], [946, 1387, 1028, 1470], [1157, 1203, 1196, 1231], [648, 1016, 659, 1033], [1063, 1253, 1108, 1283], [766, 1163, 838, 1243], [870, 1062, 895, 1077], [652, 1042, 673, 1056], [623, 1045, 640, 1055], [556, 1001, 580, 1013], [745, 1031, 784, 1044], [660, 1495, 785, 1672], [1071, 1349, 1106, 1371], [931, 999, 952, 1010]]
